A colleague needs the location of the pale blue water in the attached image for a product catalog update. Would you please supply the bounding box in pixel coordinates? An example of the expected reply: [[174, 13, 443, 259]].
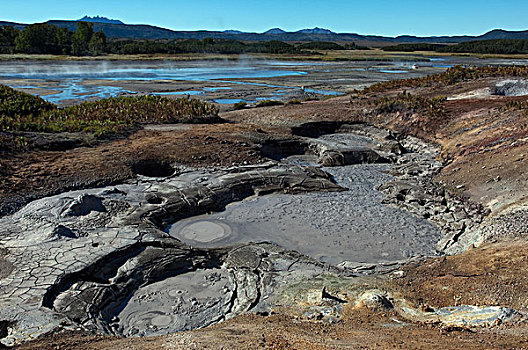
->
[[0, 61, 326, 104], [202, 87, 232, 92], [0, 64, 306, 82], [152, 90, 204, 96], [7, 85, 39, 89], [214, 98, 248, 104], [378, 70, 409, 74], [304, 88, 342, 95], [33, 80, 134, 104]]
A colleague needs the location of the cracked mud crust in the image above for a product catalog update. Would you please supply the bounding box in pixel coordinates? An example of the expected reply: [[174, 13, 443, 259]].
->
[[0, 248, 14, 280]]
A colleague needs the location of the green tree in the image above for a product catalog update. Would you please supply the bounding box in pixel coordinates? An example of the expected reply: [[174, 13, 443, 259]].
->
[[15, 24, 47, 54], [55, 27, 72, 55], [0, 26, 20, 54], [71, 22, 94, 56], [88, 30, 106, 55], [15, 23, 70, 54]]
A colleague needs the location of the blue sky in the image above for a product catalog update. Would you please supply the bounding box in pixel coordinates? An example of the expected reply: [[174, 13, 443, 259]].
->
[[1, 0, 527, 37]]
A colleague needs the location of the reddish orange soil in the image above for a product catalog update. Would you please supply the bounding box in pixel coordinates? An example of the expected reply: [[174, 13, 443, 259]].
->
[[0, 123, 267, 216]]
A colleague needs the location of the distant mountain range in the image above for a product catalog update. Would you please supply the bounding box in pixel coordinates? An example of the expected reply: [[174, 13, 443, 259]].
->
[[223, 30, 244, 34], [263, 28, 287, 35], [77, 16, 124, 25], [263, 27, 336, 35], [2, 18, 528, 45], [297, 27, 336, 35]]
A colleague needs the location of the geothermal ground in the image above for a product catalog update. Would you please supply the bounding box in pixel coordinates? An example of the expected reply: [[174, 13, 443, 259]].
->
[[1, 58, 528, 349]]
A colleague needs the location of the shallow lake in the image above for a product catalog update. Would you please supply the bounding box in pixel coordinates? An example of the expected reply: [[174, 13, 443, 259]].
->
[[2, 56, 524, 105]]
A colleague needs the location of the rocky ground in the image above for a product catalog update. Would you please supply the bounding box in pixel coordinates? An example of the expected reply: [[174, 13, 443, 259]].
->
[[2, 74, 528, 348]]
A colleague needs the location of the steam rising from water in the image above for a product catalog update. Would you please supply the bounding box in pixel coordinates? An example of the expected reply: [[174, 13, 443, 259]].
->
[[0, 60, 308, 81], [0, 60, 340, 104]]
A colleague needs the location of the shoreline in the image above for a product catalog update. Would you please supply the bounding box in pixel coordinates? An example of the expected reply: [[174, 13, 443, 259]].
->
[[2, 50, 528, 63]]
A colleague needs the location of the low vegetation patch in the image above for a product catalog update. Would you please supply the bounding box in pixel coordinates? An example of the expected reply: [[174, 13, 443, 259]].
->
[[233, 101, 247, 110], [381, 43, 448, 52], [372, 91, 446, 118], [302, 95, 320, 102], [502, 100, 528, 124], [256, 99, 284, 107], [0, 84, 220, 150], [0, 84, 55, 120], [39, 95, 220, 133], [361, 65, 528, 94], [285, 99, 302, 105], [504, 99, 528, 111], [364, 92, 448, 137]]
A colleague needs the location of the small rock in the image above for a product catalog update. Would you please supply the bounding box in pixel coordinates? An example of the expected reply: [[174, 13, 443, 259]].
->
[[356, 291, 393, 310]]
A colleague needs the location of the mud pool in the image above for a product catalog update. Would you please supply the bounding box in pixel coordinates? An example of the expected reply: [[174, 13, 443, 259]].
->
[[166, 132, 441, 265], [168, 164, 441, 265]]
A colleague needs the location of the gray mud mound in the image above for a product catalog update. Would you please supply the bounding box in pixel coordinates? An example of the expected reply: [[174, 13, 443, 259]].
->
[[117, 268, 234, 337], [493, 79, 528, 96]]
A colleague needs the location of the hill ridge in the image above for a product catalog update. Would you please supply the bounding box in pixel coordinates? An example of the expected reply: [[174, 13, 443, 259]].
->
[[1, 20, 528, 43]]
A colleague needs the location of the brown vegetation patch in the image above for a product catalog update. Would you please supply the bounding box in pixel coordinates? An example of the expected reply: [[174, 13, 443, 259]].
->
[[0, 123, 265, 216], [19, 304, 528, 349], [389, 242, 528, 312], [361, 65, 528, 95]]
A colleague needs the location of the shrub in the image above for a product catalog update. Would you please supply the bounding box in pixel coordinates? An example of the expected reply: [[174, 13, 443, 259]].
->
[[360, 65, 528, 94], [256, 100, 284, 107], [372, 91, 446, 120], [0, 85, 221, 148], [41, 95, 219, 129], [0, 85, 54, 120], [285, 99, 301, 105], [505, 100, 528, 110], [233, 101, 247, 110]]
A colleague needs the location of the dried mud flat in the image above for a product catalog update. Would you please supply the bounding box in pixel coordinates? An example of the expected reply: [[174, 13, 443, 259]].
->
[[2, 72, 528, 349]]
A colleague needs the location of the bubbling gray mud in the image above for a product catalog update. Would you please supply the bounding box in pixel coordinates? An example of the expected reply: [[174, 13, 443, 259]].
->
[[169, 164, 441, 265], [117, 269, 234, 337]]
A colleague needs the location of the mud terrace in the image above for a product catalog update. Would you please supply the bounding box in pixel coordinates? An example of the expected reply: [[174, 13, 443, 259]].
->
[[0, 124, 521, 346]]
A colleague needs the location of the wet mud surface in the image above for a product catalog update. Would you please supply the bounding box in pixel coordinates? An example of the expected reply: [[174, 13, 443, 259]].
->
[[169, 164, 440, 265]]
